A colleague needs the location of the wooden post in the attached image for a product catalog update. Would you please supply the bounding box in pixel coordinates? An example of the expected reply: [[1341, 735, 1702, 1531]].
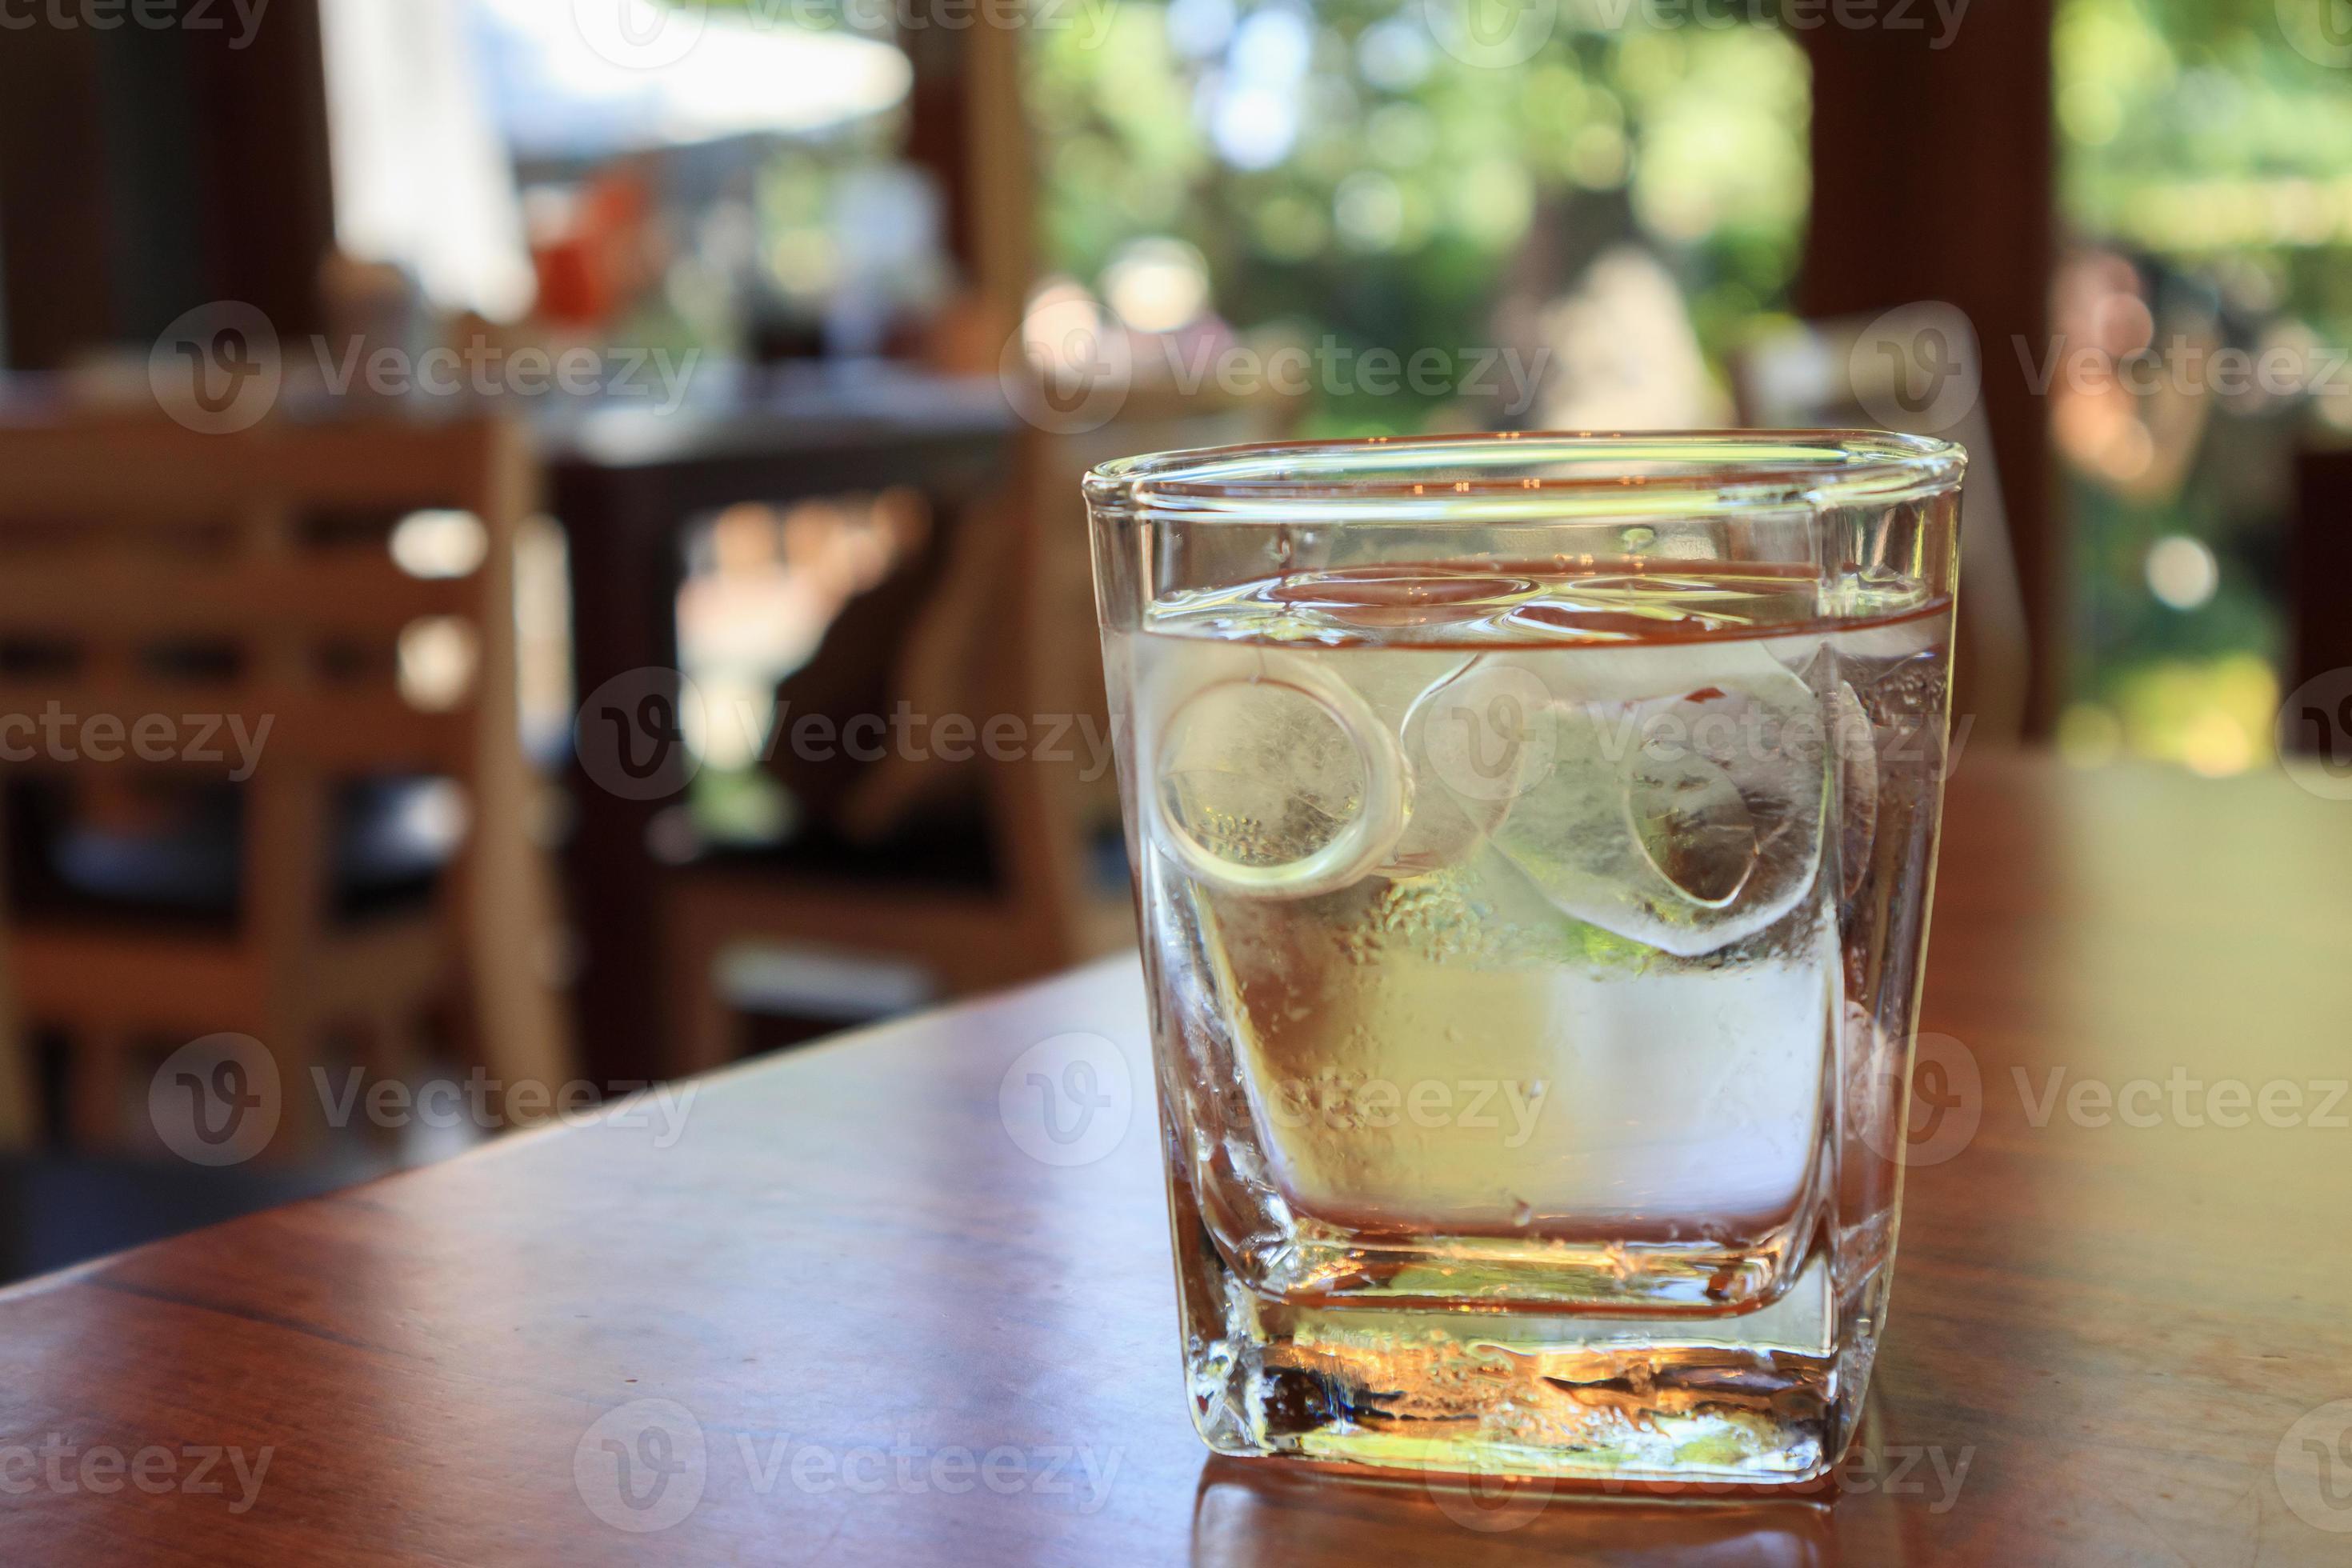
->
[[1800, 0, 2059, 736], [0, 2, 334, 366], [2290, 449, 2352, 703], [0, 22, 114, 367], [903, 16, 1038, 350]]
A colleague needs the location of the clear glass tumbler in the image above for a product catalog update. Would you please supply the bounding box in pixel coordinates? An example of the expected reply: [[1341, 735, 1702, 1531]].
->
[[1086, 432, 1964, 1486]]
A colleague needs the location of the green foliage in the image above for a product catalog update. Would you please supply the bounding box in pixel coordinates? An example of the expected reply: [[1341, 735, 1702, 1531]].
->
[[2054, 0, 2350, 762], [1028, 3, 1811, 429]]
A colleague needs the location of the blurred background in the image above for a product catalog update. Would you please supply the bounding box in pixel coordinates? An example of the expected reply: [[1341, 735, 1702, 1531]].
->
[[0, 0, 2346, 1278]]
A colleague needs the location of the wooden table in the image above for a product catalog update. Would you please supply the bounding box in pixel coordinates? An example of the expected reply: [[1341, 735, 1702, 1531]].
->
[[3, 754, 2347, 1564]]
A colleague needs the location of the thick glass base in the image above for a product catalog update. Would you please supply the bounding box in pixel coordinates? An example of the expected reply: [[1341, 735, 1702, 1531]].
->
[[1170, 1160, 1890, 1489]]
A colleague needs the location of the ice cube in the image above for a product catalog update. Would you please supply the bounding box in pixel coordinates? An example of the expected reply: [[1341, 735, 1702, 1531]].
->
[[1141, 642, 1408, 898], [1382, 656, 1553, 877], [1628, 747, 1758, 907], [1486, 641, 1828, 956]]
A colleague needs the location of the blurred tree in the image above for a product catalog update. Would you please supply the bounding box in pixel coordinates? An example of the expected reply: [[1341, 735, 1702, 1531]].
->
[[2051, 0, 2352, 773], [1024, 1, 1810, 430]]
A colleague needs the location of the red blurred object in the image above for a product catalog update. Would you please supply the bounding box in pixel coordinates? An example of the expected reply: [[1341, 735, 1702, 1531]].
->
[[526, 162, 656, 330]]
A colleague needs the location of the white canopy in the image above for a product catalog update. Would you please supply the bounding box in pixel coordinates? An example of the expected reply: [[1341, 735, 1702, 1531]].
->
[[474, 0, 914, 160]]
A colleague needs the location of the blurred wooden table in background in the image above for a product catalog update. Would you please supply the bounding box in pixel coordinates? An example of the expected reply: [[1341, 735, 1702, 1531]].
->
[[2, 754, 2347, 1564], [543, 363, 1014, 1086]]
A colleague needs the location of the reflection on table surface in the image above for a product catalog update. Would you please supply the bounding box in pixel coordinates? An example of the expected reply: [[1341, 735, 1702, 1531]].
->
[[1187, 1398, 1949, 1566]]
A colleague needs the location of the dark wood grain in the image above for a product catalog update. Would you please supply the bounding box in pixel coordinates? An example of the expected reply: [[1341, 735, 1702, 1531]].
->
[[1802, 3, 2058, 734], [2, 754, 2348, 1565]]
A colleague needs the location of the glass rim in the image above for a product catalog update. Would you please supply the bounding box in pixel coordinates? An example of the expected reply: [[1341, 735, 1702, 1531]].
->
[[1085, 429, 1966, 523]]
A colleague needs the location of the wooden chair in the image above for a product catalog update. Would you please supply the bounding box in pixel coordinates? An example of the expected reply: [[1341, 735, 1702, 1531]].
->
[[0, 416, 571, 1153], [663, 388, 1289, 1074]]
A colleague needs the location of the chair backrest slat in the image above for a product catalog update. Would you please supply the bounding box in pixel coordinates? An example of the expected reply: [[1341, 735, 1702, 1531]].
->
[[0, 417, 529, 770]]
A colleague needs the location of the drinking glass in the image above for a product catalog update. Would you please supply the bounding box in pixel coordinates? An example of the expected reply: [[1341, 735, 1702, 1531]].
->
[[1086, 432, 1965, 1486]]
